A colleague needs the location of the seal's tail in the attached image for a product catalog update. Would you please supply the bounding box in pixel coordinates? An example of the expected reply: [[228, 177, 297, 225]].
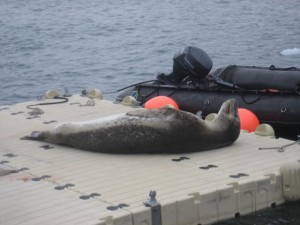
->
[[20, 131, 45, 141]]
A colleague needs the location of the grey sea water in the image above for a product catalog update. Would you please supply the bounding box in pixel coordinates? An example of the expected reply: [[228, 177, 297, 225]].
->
[[0, 0, 300, 224], [1, 0, 300, 106]]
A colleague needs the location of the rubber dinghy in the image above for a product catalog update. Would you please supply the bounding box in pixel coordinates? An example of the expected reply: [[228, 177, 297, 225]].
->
[[117, 46, 300, 140]]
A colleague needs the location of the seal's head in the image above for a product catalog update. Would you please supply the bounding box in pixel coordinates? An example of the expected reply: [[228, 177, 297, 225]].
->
[[217, 99, 239, 120], [212, 99, 240, 141]]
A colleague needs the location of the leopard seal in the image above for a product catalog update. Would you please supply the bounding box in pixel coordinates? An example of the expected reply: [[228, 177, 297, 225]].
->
[[24, 99, 240, 154]]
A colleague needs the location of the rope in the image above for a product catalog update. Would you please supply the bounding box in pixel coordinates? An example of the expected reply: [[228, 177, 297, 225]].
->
[[102, 80, 158, 94], [26, 97, 69, 115], [239, 91, 265, 104]]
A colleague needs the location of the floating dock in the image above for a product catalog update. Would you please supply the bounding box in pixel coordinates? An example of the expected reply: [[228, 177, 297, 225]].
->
[[0, 95, 299, 225]]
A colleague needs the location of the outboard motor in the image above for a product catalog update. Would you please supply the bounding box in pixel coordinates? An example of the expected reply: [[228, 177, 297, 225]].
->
[[157, 46, 213, 84]]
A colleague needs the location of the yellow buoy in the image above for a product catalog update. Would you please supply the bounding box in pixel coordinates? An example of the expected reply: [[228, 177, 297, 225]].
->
[[205, 113, 217, 121], [255, 124, 275, 137], [87, 89, 103, 99], [45, 90, 59, 99], [122, 96, 137, 106]]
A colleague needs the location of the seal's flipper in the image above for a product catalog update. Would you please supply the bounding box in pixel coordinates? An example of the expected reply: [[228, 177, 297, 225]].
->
[[20, 131, 44, 141]]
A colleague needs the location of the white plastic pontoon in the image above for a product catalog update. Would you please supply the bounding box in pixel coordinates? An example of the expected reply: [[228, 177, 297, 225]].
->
[[0, 95, 299, 225]]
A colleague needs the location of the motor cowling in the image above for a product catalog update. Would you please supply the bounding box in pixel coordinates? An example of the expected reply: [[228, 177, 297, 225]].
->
[[157, 46, 213, 84]]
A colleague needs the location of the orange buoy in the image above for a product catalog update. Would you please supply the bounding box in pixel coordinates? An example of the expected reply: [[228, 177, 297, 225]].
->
[[144, 96, 179, 109], [238, 108, 260, 132]]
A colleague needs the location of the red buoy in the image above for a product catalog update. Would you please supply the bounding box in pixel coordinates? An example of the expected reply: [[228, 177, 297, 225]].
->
[[238, 108, 260, 132], [144, 96, 179, 109]]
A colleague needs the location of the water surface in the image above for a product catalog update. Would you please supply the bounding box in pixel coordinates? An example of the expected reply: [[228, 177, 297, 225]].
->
[[0, 0, 299, 105]]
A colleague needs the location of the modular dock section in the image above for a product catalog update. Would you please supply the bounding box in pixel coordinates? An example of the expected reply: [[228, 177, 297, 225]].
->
[[0, 95, 299, 225]]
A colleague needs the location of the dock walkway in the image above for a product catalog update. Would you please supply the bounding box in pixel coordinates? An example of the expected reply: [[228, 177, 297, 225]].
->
[[0, 95, 299, 225]]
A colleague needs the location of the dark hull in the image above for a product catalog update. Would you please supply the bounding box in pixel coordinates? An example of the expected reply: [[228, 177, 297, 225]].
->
[[119, 84, 300, 140]]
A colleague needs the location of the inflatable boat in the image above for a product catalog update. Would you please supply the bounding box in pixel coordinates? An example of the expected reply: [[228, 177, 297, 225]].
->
[[117, 46, 300, 140]]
